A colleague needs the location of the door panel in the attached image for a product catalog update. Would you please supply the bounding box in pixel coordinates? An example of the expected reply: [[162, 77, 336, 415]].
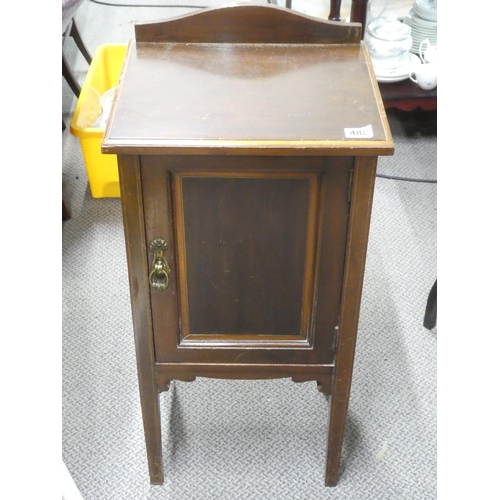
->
[[141, 155, 352, 365], [176, 172, 317, 340]]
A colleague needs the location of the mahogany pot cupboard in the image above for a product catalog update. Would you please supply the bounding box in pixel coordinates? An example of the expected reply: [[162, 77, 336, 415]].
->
[[102, 4, 394, 486]]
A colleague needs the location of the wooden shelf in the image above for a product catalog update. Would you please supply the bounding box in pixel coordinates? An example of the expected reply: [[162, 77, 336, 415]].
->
[[378, 78, 437, 111]]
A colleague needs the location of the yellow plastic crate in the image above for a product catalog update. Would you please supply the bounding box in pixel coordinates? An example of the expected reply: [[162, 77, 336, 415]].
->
[[70, 44, 127, 198]]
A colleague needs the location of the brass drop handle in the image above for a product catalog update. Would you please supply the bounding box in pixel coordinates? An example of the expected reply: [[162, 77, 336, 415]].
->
[[149, 238, 171, 291]]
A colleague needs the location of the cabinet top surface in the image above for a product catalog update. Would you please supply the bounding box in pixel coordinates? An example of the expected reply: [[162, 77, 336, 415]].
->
[[102, 6, 394, 156]]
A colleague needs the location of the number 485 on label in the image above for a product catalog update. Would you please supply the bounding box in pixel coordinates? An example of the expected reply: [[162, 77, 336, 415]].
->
[[344, 125, 374, 139]]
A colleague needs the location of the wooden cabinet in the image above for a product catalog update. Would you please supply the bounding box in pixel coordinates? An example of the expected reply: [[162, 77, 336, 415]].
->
[[102, 4, 394, 487]]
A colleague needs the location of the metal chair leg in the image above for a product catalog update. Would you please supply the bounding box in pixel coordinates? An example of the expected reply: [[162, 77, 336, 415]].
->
[[62, 52, 81, 97], [70, 19, 92, 64], [62, 17, 92, 98]]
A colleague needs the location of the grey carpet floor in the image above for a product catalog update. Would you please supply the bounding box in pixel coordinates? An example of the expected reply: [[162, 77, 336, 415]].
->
[[62, 2, 437, 498]]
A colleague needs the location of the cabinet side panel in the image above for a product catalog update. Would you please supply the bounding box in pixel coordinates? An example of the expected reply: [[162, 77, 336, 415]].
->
[[311, 156, 353, 358]]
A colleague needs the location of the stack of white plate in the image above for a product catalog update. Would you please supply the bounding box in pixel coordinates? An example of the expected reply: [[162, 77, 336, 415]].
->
[[374, 53, 421, 83], [403, 0, 437, 55]]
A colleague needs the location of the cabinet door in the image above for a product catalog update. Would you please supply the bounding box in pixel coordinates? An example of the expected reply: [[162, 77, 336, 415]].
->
[[141, 155, 352, 365]]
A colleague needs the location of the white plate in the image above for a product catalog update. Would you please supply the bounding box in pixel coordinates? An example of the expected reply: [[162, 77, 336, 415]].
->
[[377, 75, 409, 82], [374, 53, 420, 81], [410, 31, 438, 39], [414, 10, 437, 22], [415, 0, 438, 11], [377, 72, 415, 83], [414, 4, 437, 19], [410, 35, 438, 44], [405, 10, 437, 23], [410, 24, 437, 32], [411, 34, 438, 42], [414, 4, 437, 13], [412, 29, 438, 37], [407, 12, 438, 28]]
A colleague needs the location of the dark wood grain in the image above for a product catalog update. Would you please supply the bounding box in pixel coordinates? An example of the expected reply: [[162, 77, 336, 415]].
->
[[103, 6, 393, 157], [62, 199, 71, 221], [180, 174, 310, 337], [378, 79, 437, 111], [349, 0, 369, 35], [103, 42, 391, 154], [328, 0, 342, 21], [325, 156, 378, 486], [140, 155, 181, 371], [156, 363, 335, 395], [118, 154, 164, 485], [103, 3, 394, 488], [141, 155, 352, 366], [135, 4, 361, 44]]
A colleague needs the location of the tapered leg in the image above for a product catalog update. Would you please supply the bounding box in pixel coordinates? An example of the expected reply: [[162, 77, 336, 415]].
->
[[325, 396, 348, 485], [138, 385, 164, 484], [63, 198, 71, 221], [325, 157, 378, 486], [118, 155, 165, 484]]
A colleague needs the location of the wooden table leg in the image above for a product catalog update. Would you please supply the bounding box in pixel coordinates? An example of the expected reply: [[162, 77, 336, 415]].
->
[[140, 387, 164, 484], [325, 157, 377, 485], [118, 155, 164, 484], [328, 0, 342, 21], [63, 199, 71, 221], [350, 0, 369, 36]]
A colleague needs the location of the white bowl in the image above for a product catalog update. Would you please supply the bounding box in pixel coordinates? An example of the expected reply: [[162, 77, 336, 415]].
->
[[409, 11, 438, 28], [365, 17, 412, 68], [415, 0, 437, 11]]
